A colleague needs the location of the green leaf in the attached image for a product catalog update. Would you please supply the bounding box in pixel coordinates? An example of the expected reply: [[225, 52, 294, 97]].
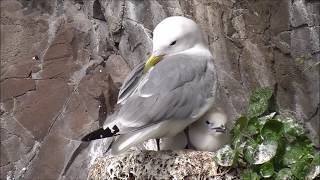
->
[[295, 136, 314, 153], [232, 135, 242, 150], [242, 169, 261, 180], [236, 116, 249, 131], [244, 140, 258, 164], [214, 145, 235, 167], [291, 155, 313, 179], [247, 118, 260, 136], [306, 153, 320, 180], [273, 138, 287, 170], [282, 141, 314, 167], [247, 87, 273, 119], [257, 112, 276, 126], [275, 114, 304, 141], [236, 142, 246, 156], [261, 120, 283, 140], [275, 168, 292, 180], [282, 145, 303, 166], [231, 116, 248, 137], [260, 162, 274, 178], [231, 116, 248, 149], [253, 140, 278, 165]]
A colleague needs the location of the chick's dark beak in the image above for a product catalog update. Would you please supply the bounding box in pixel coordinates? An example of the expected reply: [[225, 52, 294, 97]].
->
[[211, 125, 226, 133]]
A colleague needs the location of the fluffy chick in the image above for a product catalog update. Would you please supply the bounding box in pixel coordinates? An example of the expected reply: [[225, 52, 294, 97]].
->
[[188, 108, 230, 151]]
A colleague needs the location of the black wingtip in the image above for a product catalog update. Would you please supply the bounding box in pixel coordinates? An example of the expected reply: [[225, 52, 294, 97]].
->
[[81, 128, 114, 141]]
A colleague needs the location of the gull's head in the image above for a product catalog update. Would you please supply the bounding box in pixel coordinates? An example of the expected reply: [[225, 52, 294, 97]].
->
[[152, 16, 205, 56], [144, 16, 206, 73], [202, 111, 228, 136]]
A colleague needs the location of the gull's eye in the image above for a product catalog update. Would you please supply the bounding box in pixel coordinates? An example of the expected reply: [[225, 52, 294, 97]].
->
[[205, 120, 210, 124], [170, 40, 177, 46]]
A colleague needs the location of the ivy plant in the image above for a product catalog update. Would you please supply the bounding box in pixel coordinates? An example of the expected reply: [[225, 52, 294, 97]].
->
[[214, 87, 320, 179]]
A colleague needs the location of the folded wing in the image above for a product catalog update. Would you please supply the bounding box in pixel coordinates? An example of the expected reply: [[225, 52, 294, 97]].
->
[[103, 54, 216, 134]]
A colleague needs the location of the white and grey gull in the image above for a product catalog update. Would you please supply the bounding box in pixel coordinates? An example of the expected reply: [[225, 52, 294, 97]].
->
[[83, 16, 218, 155]]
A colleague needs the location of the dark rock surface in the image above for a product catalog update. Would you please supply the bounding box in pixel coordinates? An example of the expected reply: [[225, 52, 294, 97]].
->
[[1, 0, 319, 179]]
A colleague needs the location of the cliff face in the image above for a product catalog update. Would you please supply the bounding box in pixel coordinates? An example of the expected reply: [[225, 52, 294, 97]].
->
[[1, 0, 319, 179]]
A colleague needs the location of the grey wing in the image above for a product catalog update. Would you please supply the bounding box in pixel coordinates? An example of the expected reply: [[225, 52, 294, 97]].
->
[[104, 54, 216, 134], [117, 62, 145, 104]]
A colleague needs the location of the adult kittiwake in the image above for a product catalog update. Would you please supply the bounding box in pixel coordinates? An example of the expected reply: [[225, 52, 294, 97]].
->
[[82, 16, 217, 155]]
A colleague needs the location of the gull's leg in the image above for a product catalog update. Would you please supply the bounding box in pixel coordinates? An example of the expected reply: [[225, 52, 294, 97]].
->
[[156, 138, 160, 151], [184, 127, 190, 149]]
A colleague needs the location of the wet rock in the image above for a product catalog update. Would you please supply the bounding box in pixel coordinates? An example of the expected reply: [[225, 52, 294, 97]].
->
[[0, 112, 39, 180], [24, 131, 79, 180], [0, 58, 36, 80], [0, 78, 36, 102], [291, 27, 315, 58], [119, 19, 153, 68], [1, 141, 11, 167], [272, 31, 291, 55], [92, 0, 106, 21], [13, 79, 72, 141], [0, 0, 49, 66], [270, 0, 290, 35], [43, 28, 74, 62], [105, 55, 131, 84], [290, 0, 312, 27]]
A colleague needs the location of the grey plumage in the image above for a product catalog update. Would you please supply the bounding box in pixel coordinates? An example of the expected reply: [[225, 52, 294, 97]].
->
[[117, 62, 145, 104], [99, 16, 217, 155], [104, 55, 215, 135]]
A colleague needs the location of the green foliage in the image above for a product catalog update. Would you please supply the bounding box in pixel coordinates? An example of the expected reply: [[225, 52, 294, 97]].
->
[[242, 169, 261, 180], [213, 145, 235, 167], [214, 87, 319, 179], [260, 162, 274, 178], [275, 168, 292, 180], [247, 87, 273, 119]]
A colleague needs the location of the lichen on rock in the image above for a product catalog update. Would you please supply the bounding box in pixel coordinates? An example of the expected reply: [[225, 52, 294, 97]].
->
[[88, 150, 236, 180]]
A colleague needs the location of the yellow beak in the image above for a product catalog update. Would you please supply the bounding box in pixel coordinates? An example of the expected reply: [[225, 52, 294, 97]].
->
[[143, 55, 163, 73]]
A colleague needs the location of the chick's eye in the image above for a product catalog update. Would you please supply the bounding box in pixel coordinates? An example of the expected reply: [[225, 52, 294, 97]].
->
[[170, 40, 177, 46]]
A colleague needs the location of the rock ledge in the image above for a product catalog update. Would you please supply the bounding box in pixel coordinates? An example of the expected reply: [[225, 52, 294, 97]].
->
[[88, 150, 235, 180]]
